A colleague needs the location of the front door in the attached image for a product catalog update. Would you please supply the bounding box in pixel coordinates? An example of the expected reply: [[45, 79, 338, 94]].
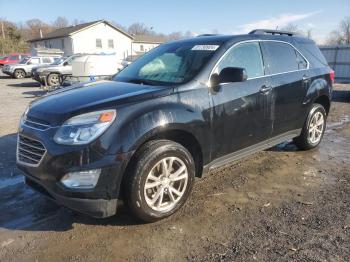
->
[[209, 41, 273, 161]]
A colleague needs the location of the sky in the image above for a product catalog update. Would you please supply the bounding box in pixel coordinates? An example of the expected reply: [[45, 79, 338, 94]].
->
[[1, 0, 349, 43]]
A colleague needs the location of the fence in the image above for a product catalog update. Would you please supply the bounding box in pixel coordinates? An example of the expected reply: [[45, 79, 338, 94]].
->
[[319, 45, 350, 83]]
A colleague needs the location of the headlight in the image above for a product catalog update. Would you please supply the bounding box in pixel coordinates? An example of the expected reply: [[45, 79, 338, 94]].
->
[[54, 109, 116, 145]]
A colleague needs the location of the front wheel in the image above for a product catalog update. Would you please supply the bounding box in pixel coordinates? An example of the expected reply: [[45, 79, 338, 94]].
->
[[14, 69, 26, 79], [294, 103, 327, 150], [47, 73, 60, 86], [125, 140, 195, 222]]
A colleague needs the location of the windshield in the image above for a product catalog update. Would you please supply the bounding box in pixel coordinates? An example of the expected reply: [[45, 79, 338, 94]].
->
[[19, 57, 30, 64], [52, 57, 65, 65], [113, 42, 221, 85]]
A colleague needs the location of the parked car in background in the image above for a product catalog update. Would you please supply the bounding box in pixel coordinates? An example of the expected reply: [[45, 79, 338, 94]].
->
[[32, 55, 80, 86], [2, 56, 60, 79], [17, 30, 333, 222], [0, 53, 30, 68]]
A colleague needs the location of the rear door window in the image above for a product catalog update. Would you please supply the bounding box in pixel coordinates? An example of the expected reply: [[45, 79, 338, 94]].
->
[[215, 42, 264, 78], [42, 57, 52, 63], [263, 42, 299, 74], [30, 58, 40, 64]]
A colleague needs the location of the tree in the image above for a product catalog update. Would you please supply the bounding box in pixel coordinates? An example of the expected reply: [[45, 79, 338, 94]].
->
[[339, 17, 350, 44], [128, 22, 151, 35], [53, 17, 69, 29], [281, 23, 303, 35], [326, 17, 350, 45], [25, 19, 52, 39]]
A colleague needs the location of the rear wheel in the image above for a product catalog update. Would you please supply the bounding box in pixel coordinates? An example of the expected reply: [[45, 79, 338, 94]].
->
[[14, 69, 26, 79], [47, 73, 60, 86], [125, 140, 195, 222], [294, 103, 326, 150]]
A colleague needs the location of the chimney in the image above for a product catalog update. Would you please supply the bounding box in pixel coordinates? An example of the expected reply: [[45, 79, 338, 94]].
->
[[39, 29, 43, 38]]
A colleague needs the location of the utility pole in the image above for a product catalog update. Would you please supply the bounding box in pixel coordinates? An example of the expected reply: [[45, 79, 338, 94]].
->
[[1, 20, 5, 55]]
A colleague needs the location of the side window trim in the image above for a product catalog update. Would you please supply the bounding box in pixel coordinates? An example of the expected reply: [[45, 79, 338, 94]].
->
[[208, 39, 310, 84]]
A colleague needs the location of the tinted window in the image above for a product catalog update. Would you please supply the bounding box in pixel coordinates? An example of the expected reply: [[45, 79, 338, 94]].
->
[[264, 42, 298, 74], [216, 42, 264, 78], [298, 43, 328, 68]]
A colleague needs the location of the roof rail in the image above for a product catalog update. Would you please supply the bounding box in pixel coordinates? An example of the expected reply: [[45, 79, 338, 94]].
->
[[196, 34, 220, 37], [249, 29, 295, 36]]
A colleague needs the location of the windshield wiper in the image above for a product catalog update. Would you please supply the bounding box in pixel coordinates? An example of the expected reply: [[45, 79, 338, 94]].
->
[[124, 78, 158, 86]]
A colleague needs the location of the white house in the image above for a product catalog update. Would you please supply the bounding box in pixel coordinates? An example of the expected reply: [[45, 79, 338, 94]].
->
[[28, 20, 134, 60], [132, 35, 164, 54]]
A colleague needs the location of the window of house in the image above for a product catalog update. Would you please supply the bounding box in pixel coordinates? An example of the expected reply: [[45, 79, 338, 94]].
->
[[61, 39, 65, 49], [215, 42, 264, 78], [140, 45, 144, 51], [108, 39, 114, 48], [263, 42, 299, 74], [96, 39, 102, 48]]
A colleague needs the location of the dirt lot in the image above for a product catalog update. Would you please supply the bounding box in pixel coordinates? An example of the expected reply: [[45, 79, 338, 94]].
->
[[0, 74, 349, 262]]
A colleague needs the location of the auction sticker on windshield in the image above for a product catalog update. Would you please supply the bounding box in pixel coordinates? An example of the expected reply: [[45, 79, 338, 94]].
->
[[191, 45, 220, 51]]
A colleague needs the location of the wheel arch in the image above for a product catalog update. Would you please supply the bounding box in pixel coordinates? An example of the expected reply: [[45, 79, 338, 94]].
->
[[314, 95, 331, 115]]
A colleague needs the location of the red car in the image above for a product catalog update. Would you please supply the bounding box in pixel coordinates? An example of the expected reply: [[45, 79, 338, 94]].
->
[[0, 53, 30, 67]]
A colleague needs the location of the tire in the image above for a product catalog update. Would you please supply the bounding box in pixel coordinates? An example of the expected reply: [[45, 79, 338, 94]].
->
[[14, 69, 26, 79], [125, 140, 195, 222], [47, 73, 60, 86], [293, 103, 327, 150]]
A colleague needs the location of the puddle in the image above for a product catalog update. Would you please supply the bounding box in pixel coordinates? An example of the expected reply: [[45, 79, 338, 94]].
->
[[326, 115, 350, 130], [0, 176, 24, 190]]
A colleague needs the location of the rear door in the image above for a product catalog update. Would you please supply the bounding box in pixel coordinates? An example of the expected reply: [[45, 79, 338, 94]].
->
[[261, 41, 310, 136], [210, 41, 273, 160]]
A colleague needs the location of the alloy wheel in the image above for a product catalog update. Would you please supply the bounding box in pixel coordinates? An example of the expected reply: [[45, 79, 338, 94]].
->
[[308, 111, 324, 144], [144, 156, 188, 212]]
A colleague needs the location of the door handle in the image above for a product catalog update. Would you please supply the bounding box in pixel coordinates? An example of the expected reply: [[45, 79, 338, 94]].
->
[[260, 85, 272, 94], [302, 75, 311, 81]]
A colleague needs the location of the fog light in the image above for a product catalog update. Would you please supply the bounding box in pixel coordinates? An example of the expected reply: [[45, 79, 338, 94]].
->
[[61, 169, 101, 189]]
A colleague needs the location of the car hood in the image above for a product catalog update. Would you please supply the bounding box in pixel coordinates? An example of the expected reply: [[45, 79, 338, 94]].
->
[[27, 80, 172, 125]]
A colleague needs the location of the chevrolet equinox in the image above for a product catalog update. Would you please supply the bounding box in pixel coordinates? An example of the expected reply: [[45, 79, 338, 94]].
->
[[17, 29, 333, 222]]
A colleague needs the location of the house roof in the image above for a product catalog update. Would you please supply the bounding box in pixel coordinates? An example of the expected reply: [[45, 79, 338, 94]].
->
[[133, 34, 166, 44], [28, 20, 133, 42]]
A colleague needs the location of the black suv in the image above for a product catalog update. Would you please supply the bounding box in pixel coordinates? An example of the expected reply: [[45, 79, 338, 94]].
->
[[17, 29, 333, 222]]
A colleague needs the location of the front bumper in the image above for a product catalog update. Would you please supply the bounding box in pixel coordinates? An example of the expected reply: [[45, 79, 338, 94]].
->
[[17, 123, 132, 218], [25, 176, 117, 217], [32, 71, 47, 84], [2, 68, 13, 76]]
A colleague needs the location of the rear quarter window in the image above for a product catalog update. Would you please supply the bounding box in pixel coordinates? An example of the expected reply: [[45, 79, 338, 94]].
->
[[297, 43, 328, 68]]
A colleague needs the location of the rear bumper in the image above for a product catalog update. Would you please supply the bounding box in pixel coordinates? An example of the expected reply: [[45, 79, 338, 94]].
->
[[25, 176, 117, 217]]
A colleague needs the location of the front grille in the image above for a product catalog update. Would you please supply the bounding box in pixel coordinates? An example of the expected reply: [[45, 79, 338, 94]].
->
[[17, 135, 46, 166], [24, 116, 51, 131]]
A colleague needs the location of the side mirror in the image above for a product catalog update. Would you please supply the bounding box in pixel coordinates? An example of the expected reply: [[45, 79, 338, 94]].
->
[[63, 61, 68, 66], [210, 67, 247, 87]]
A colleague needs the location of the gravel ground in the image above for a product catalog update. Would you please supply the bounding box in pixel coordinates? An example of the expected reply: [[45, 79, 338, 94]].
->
[[0, 74, 349, 262]]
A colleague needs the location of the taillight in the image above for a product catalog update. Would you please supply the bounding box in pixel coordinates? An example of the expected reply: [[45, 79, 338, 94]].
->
[[330, 70, 335, 84]]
